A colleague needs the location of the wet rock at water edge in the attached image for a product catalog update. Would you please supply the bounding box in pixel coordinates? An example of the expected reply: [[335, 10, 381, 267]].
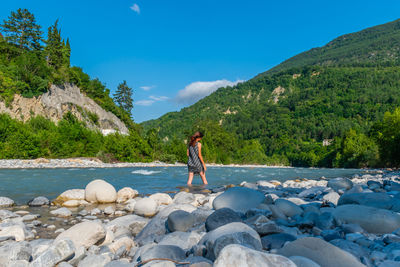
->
[[134, 198, 158, 217], [28, 196, 50, 206], [0, 196, 14, 207], [50, 207, 72, 217]]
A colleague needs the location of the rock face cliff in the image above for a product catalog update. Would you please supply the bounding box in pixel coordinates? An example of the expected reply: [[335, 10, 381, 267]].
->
[[0, 83, 129, 135]]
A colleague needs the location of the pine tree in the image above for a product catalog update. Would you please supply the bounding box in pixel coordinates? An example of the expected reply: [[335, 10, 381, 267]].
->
[[0, 8, 43, 50], [62, 38, 71, 67], [44, 20, 64, 68], [114, 81, 133, 114]]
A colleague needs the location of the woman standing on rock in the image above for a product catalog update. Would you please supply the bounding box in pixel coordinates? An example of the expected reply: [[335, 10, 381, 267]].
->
[[187, 131, 208, 185]]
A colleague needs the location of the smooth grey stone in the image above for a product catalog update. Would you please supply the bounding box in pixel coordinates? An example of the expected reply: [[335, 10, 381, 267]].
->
[[30, 239, 75, 267], [199, 222, 262, 260], [77, 254, 112, 267], [315, 212, 335, 230], [50, 208, 72, 217], [140, 245, 185, 262], [367, 180, 382, 189], [278, 237, 365, 267], [321, 229, 342, 242], [104, 260, 132, 267], [328, 178, 353, 192], [378, 260, 400, 267], [333, 204, 400, 234], [167, 210, 195, 232], [268, 204, 288, 220], [261, 233, 296, 250], [355, 238, 374, 248], [298, 187, 326, 199], [58, 262, 74, 267], [245, 208, 272, 219], [212, 187, 265, 213], [338, 193, 393, 210], [214, 244, 296, 267], [345, 233, 364, 242], [173, 192, 195, 205], [341, 223, 364, 234], [254, 221, 283, 236], [106, 214, 149, 237], [28, 196, 50, 206], [205, 208, 242, 232], [185, 255, 213, 266], [191, 208, 213, 226], [330, 239, 368, 260], [135, 204, 196, 246], [158, 231, 202, 251], [289, 256, 321, 267], [0, 241, 32, 264], [275, 199, 303, 218]]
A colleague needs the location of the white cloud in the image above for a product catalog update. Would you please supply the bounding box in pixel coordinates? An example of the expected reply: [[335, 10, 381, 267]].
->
[[175, 79, 244, 105], [140, 86, 154, 91], [136, 95, 168, 106], [149, 95, 169, 101], [136, 99, 154, 106], [130, 3, 140, 14]]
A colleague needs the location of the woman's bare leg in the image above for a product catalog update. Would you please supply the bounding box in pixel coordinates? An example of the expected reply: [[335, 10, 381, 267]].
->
[[187, 172, 194, 185], [199, 172, 208, 185]]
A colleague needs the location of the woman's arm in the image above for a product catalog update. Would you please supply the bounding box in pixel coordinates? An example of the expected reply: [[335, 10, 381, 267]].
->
[[187, 148, 189, 157], [198, 143, 207, 171]]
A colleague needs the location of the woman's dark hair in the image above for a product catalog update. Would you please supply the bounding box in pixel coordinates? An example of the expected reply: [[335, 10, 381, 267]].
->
[[189, 131, 204, 147]]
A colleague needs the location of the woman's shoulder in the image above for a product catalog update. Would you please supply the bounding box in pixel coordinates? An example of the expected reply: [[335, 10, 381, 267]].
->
[[197, 142, 202, 147]]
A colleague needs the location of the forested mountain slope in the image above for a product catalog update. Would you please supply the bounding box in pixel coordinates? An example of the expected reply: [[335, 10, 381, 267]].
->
[[142, 19, 400, 167]]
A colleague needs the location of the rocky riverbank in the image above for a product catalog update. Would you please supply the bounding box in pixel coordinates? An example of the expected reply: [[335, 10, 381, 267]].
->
[[0, 172, 400, 266], [0, 158, 291, 169]]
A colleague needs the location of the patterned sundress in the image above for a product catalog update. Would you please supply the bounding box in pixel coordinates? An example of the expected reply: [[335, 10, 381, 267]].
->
[[187, 142, 204, 174]]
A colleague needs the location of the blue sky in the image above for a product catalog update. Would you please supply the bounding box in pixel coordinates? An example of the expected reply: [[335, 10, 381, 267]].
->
[[1, 1, 400, 122]]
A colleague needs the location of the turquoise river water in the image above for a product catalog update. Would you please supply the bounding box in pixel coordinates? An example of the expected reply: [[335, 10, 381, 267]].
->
[[0, 166, 366, 204]]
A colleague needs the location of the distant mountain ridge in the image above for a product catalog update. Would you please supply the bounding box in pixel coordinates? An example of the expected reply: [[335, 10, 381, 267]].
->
[[263, 19, 400, 75]]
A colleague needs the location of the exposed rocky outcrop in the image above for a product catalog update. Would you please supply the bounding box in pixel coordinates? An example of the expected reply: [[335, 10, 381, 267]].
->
[[0, 83, 128, 135]]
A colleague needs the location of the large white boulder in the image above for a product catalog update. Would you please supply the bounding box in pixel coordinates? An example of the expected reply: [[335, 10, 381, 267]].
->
[[215, 244, 296, 267], [85, 179, 117, 203], [55, 221, 106, 249], [116, 187, 138, 203], [134, 198, 158, 217], [149, 193, 173, 205]]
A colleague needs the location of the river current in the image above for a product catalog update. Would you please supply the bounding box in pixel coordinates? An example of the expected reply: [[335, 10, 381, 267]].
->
[[0, 166, 366, 204]]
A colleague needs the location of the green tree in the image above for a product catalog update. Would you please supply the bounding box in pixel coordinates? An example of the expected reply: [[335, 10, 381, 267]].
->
[[114, 80, 133, 114], [0, 8, 43, 50], [44, 20, 64, 69]]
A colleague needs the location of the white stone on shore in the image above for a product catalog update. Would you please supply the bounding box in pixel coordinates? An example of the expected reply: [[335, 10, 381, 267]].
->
[[30, 238, 75, 267], [0, 225, 26, 241], [214, 244, 296, 267], [62, 199, 89, 207], [116, 187, 138, 203], [323, 192, 340, 205], [149, 193, 173, 205], [0, 196, 14, 207], [124, 199, 136, 212], [85, 179, 117, 203], [108, 236, 135, 253], [55, 221, 106, 249], [50, 207, 72, 217], [134, 198, 158, 217]]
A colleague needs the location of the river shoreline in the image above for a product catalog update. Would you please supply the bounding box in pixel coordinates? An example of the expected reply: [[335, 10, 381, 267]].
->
[[0, 158, 292, 169]]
